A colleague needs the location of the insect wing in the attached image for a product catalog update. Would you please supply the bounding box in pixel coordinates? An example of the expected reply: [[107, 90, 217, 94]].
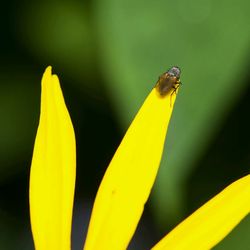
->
[[156, 74, 174, 96]]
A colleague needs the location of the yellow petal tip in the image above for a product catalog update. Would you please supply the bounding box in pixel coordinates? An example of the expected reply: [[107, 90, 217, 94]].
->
[[44, 65, 52, 75]]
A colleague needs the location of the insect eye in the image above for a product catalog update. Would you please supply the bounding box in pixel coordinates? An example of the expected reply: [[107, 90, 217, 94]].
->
[[168, 66, 181, 78]]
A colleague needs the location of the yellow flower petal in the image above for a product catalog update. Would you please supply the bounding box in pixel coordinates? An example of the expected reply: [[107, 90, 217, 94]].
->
[[152, 174, 250, 250], [29, 67, 76, 250], [84, 88, 177, 250]]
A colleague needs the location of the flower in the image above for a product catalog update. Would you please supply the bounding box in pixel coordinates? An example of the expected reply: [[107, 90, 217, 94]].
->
[[29, 67, 250, 250]]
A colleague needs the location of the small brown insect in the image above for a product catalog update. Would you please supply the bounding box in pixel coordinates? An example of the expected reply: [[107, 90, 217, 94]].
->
[[155, 66, 181, 97]]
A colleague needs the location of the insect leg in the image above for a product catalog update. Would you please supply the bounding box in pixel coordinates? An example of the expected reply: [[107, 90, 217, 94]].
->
[[170, 84, 180, 107]]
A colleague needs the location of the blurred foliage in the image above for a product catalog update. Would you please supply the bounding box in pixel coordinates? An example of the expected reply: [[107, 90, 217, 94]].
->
[[0, 67, 39, 178], [0, 0, 250, 249], [92, 0, 250, 225], [16, 1, 97, 92]]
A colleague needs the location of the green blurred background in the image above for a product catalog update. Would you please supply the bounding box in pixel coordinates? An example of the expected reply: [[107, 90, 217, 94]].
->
[[0, 0, 250, 249]]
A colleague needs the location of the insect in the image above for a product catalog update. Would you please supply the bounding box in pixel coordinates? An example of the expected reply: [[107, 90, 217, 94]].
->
[[155, 66, 181, 97]]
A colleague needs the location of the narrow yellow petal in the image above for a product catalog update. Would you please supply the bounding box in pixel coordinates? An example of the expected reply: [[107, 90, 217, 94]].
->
[[84, 88, 177, 250], [29, 67, 76, 250], [152, 174, 250, 250]]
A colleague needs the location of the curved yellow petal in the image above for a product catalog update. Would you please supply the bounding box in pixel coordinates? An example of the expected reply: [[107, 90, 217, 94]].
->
[[84, 88, 178, 250], [29, 67, 76, 250], [152, 174, 250, 250]]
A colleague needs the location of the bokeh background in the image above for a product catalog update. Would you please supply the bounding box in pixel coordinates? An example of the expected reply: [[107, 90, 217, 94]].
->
[[1, 0, 250, 249]]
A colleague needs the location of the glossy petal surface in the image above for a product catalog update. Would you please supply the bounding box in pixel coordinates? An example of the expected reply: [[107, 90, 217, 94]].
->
[[29, 67, 76, 250], [84, 88, 177, 250], [152, 175, 250, 250]]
